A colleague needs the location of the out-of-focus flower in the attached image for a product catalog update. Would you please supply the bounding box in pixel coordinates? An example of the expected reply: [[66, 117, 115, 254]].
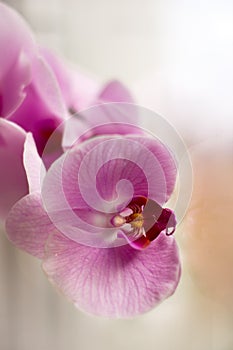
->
[[0, 3, 66, 156], [180, 138, 233, 309], [6, 134, 180, 318]]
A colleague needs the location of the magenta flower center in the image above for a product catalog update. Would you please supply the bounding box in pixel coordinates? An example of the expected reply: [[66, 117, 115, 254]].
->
[[112, 196, 176, 250]]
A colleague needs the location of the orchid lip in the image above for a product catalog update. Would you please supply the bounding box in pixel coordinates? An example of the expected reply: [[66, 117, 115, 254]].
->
[[112, 196, 176, 250]]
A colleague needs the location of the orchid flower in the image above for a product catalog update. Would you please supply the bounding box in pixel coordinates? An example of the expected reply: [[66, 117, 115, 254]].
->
[[5, 129, 180, 318], [1, 3, 180, 318]]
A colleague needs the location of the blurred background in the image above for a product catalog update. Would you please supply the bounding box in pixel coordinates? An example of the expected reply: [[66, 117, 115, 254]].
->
[[0, 0, 233, 349]]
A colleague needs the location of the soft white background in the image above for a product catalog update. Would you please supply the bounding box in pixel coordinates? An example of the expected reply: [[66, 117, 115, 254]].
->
[[1, 0, 233, 349]]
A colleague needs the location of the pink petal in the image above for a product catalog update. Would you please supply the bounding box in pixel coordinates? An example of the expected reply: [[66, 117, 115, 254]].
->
[[0, 5, 66, 157], [0, 119, 28, 220], [0, 3, 34, 77], [61, 82, 136, 150], [40, 50, 133, 113], [62, 103, 143, 150], [0, 3, 35, 116], [98, 80, 134, 103], [9, 56, 66, 155], [30, 57, 67, 119], [5, 192, 53, 259], [134, 136, 177, 200], [1, 52, 32, 117], [42, 135, 176, 247], [43, 231, 181, 318], [40, 47, 100, 112], [23, 133, 46, 193]]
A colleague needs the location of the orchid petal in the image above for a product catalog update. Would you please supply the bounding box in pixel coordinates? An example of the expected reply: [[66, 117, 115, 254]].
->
[[1, 52, 31, 117], [0, 3, 35, 116], [40, 50, 134, 113], [30, 57, 67, 119], [5, 192, 53, 259], [62, 102, 142, 150], [0, 4, 66, 156], [40, 47, 100, 112], [23, 133, 46, 193], [43, 231, 181, 318], [9, 56, 66, 155], [0, 119, 28, 220], [98, 80, 134, 103]]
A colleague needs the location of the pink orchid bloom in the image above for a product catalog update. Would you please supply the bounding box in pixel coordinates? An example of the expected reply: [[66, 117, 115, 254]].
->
[[1, 3, 180, 318], [5, 130, 180, 318]]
